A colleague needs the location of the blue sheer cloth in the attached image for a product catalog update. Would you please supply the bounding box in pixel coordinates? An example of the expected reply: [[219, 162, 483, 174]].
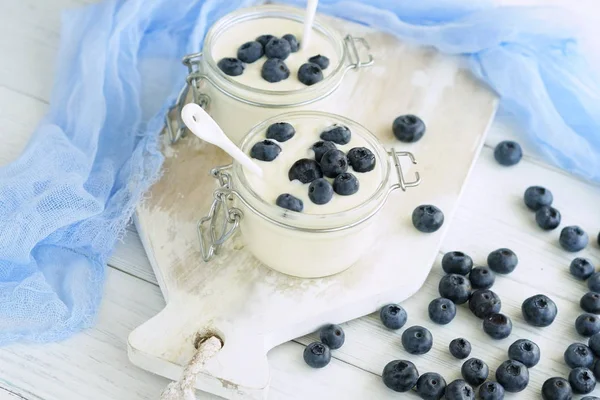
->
[[0, 0, 598, 344]]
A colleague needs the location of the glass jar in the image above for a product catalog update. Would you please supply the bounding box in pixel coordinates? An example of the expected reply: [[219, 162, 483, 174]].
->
[[167, 4, 374, 145], [198, 111, 421, 278]]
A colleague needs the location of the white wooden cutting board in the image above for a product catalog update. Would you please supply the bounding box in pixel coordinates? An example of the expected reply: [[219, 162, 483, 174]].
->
[[128, 10, 498, 399]]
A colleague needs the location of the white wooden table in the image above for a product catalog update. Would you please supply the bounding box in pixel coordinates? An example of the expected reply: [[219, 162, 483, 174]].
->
[[1, 1, 599, 399]]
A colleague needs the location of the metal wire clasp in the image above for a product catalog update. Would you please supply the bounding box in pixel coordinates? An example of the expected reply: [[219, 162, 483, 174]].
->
[[197, 166, 243, 262], [389, 149, 421, 191], [344, 35, 374, 71]]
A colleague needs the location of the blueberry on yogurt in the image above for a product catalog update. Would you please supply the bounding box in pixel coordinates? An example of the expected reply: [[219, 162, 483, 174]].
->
[[347, 147, 376, 173], [266, 122, 295, 142], [250, 140, 281, 161], [282, 34, 299, 52], [264, 38, 292, 60], [309, 54, 330, 70], [256, 34, 275, 48], [333, 173, 359, 196], [560, 225, 589, 252], [237, 41, 264, 63], [298, 63, 324, 86], [412, 205, 444, 233], [288, 159, 323, 183], [320, 149, 348, 178], [494, 140, 522, 166], [392, 114, 426, 143], [321, 125, 351, 145], [217, 57, 245, 76], [276, 193, 303, 212], [312, 141, 337, 163], [261, 58, 290, 83], [308, 178, 334, 205]]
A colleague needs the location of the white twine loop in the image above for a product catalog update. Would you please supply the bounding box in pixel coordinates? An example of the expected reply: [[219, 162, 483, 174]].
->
[[160, 336, 223, 400]]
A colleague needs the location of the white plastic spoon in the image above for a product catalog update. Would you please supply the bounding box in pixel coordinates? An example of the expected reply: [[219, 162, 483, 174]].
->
[[301, 0, 319, 50], [181, 103, 263, 177]]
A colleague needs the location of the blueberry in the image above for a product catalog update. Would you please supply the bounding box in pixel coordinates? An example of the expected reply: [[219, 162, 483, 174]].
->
[[439, 274, 472, 304], [319, 149, 348, 178], [483, 313, 512, 340], [288, 159, 323, 183], [589, 272, 600, 292], [416, 372, 446, 400], [256, 34, 275, 48], [303, 342, 331, 368], [276, 193, 303, 212], [217, 57, 245, 76], [333, 173, 359, 196], [487, 248, 518, 274], [266, 122, 295, 142], [298, 63, 324, 86], [508, 339, 540, 368], [564, 343, 594, 368], [401, 325, 433, 355], [594, 359, 600, 380], [524, 186, 553, 210], [569, 367, 596, 394], [469, 267, 495, 290], [445, 379, 475, 400], [449, 338, 471, 360], [282, 34, 299, 52], [264, 38, 291, 60], [541, 377, 572, 400], [461, 358, 489, 387], [469, 289, 501, 319], [576, 313, 600, 337], [379, 304, 407, 330], [479, 381, 505, 400], [250, 140, 281, 161], [428, 297, 456, 325], [382, 360, 419, 392], [347, 147, 376, 173], [312, 141, 337, 163], [581, 292, 600, 314], [392, 114, 426, 143], [495, 360, 529, 392], [589, 334, 600, 361], [320, 125, 351, 145], [413, 205, 444, 233], [308, 54, 330, 70], [261, 58, 290, 83], [536, 206, 561, 230], [319, 324, 345, 350], [560, 226, 589, 252], [308, 178, 333, 205], [442, 251, 473, 275], [571, 257, 595, 280], [237, 41, 264, 63], [522, 294, 558, 327], [494, 140, 522, 166]]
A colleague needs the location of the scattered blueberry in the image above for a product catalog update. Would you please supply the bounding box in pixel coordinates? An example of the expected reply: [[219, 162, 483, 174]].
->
[[312, 141, 337, 163], [308, 54, 330, 70], [469, 289, 501, 319], [217, 57, 245, 76], [250, 140, 281, 161], [494, 140, 522, 166], [576, 313, 600, 337], [382, 360, 419, 392], [413, 205, 445, 233], [445, 379, 475, 400], [564, 343, 594, 368], [439, 274, 472, 305], [261, 58, 290, 83], [276, 193, 303, 212], [347, 147, 376, 173], [569, 367, 596, 394], [256, 34, 275, 48], [589, 272, 600, 292], [288, 159, 323, 183], [571, 258, 595, 280], [495, 360, 529, 392], [264, 38, 291, 60], [428, 297, 456, 325], [282, 34, 299, 52], [308, 178, 334, 205], [479, 381, 505, 400], [237, 41, 264, 63], [536, 206, 561, 230], [508, 339, 541, 368], [266, 122, 295, 142], [333, 173, 359, 196], [581, 292, 600, 314], [320, 125, 352, 145], [303, 342, 331, 368], [392, 114, 426, 143], [594, 359, 600, 380], [560, 225, 589, 252], [487, 248, 518, 274], [416, 372, 446, 400], [469, 267, 495, 290], [320, 149, 348, 178], [379, 304, 408, 330], [461, 358, 489, 387], [522, 294, 558, 327], [483, 313, 512, 340], [524, 186, 553, 211], [298, 63, 324, 86], [541, 377, 573, 400], [319, 324, 345, 350], [590, 333, 600, 357], [449, 338, 472, 360], [401, 325, 433, 355], [442, 251, 473, 275]]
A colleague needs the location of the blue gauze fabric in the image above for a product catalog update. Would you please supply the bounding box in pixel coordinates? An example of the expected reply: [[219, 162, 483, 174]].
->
[[0, 0, 598, 344]]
